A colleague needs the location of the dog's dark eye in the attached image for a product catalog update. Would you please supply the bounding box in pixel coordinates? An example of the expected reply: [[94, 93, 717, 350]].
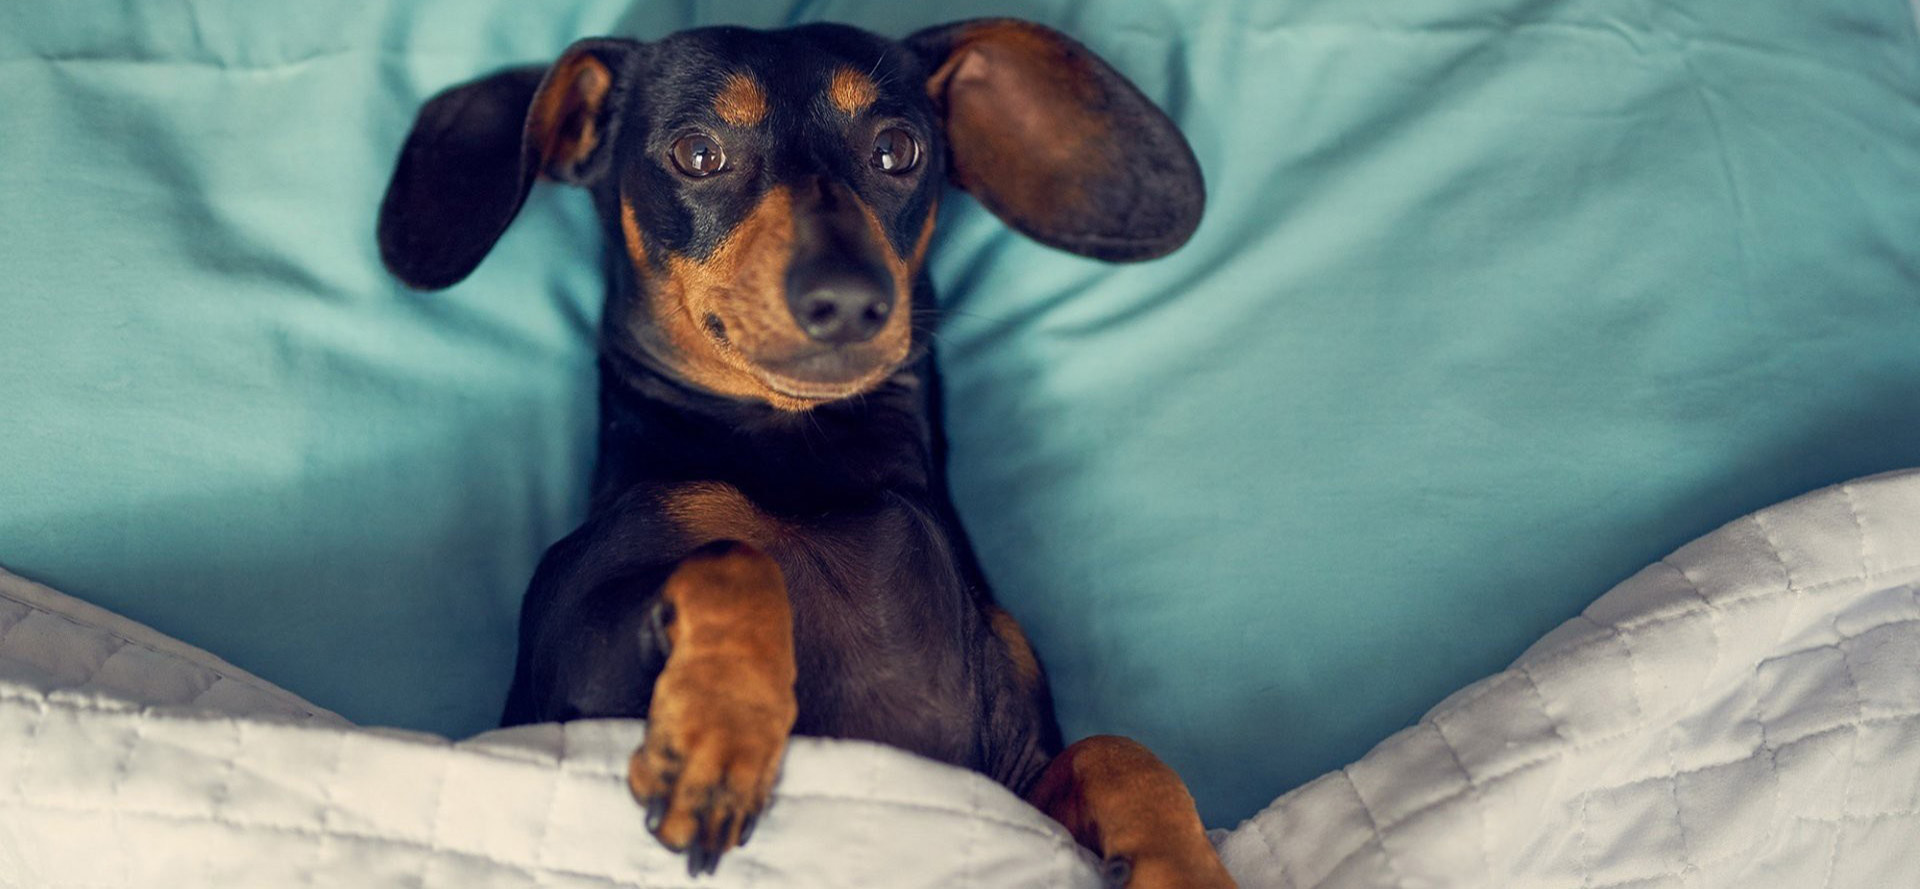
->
[[870, 128, 919, 175], [670, 133, 727, 177]]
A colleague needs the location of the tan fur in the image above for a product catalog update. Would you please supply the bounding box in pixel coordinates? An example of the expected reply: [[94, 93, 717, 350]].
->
[[629, 544, 796, 858], [988, 607, 1041, 688], [662, 482, 784, 548], [528, 52, 614, 174], [622, 190, 917, 412], [827, 66, 878, 115], [1027, 736, 1239, 888], [714, 72, 769, 126]]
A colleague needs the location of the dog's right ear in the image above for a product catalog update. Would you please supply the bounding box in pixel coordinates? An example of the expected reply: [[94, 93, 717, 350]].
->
[[378, 38, 641, 290]]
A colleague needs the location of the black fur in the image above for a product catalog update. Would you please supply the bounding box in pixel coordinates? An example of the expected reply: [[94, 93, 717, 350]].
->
[[378, 19, 1202, 798]]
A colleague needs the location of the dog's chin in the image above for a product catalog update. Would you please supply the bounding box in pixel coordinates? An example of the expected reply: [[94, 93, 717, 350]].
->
[[750, 350, 900, 405]]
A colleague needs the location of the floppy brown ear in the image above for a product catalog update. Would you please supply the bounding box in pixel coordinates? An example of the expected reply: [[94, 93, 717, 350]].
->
[[377, 38, 641, 290], [906, 19, 1204, 262]]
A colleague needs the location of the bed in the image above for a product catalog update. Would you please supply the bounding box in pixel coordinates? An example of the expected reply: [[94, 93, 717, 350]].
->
[[4, 471, 1918, 885], [3, 0, 1919, 884]]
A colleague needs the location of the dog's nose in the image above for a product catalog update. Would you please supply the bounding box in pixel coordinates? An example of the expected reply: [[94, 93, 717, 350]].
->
[[785, 175, 897, 345], [791, 274, 892, 344]]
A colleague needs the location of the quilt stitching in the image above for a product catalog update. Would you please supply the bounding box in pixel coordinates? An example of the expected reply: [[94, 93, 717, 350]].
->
[[301, 727, 349, 888], [1276, 551, 1920, 885], [211, 719, 242, 831], [1425, 721, 1496, 883], [529, 718, 566, 886], [1749, 510, 1799, 594], [1246, 803, 1296, 889], [1336, 773, 1409, 888], [0, 682, 1080, 845], [1667, 559, 1787, 864], [1815, 611, 1868, 889], [1579, 830, 1801, 889], [0, 688, 1002, 836], [8, 477, 1920, 887], [37, 599, 1912, 889], [1512, 559, 1920, 700], [0, 792, 695, 889], [0, 683, 1092, 875], [1510, 664, 1578, 747], [1286, 678, 1920, 886], [3, 714, 1098, 887], [1794, 808, 1920, 825], [0, 589, 323, 718], [415, 742, 459, 889], [108, 710, 145, 834], [1620, 622, 1697, 884], [1670, 560, 1729, 875], [1541, 709, 1920, 799], [1579, 864, 1694, 889], [85, 640, 131, 693], [0, 606, 27, 664], [1537, 717, 1920, 889], [1575, 783, 1597, 889], [1840, 483, 1872, 576]]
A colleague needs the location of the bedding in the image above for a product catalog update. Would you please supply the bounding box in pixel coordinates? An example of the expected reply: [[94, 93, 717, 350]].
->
[[4, 0, 1920, 831], [5, 470, 1918, 886]]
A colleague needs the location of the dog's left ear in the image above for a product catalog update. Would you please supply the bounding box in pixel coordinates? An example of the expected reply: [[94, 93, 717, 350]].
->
[[907, 19, 1204, 262], [378, 38, 641, 290]]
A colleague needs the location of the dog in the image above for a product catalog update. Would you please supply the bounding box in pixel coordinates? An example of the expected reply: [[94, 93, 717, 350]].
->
[[377, 17, 1229, 888]]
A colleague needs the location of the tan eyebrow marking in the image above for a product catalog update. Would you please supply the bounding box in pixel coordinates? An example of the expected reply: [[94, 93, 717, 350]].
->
[[714, 72, 768, 126], [827, 66, 877, 115]]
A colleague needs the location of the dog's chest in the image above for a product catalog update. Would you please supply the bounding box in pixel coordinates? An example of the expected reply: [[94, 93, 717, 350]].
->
[[665, 480, 985, 768]]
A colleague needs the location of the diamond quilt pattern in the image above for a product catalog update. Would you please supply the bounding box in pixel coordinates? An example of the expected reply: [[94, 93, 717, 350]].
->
[[3, 468, 1919, 886], [1221, 469, 1920, 887]]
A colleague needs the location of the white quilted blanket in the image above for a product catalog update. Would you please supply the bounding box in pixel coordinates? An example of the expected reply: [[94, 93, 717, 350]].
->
[[3, 469, 1918, 887]]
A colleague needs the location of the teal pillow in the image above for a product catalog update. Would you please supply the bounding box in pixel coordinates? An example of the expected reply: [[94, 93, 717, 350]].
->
[[3, 0, 1918, 827]]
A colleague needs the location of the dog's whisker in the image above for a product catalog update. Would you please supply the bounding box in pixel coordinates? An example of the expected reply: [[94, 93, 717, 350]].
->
[[937, 307, 1018, 326]]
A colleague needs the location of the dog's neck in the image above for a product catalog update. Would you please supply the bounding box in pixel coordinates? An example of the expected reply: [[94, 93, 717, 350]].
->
[[594, 313, 941, 514]]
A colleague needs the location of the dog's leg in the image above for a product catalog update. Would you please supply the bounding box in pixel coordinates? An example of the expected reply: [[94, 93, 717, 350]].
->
[[628, 541, 797, 876], [1028, 736, 1238, 889]]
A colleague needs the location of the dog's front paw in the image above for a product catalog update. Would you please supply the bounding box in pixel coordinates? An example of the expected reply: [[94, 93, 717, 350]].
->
[[628, 543, 797, 877], [628, 650, 794, 875]]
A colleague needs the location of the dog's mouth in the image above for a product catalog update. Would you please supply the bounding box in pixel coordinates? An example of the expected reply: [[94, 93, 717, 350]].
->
[[748, 348, 900, 402], [695, 309, 904, 405], [757, 375, 860, 403]]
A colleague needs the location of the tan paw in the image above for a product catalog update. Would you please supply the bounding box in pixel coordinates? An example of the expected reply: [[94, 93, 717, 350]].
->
[[628, 542, 796, 876]]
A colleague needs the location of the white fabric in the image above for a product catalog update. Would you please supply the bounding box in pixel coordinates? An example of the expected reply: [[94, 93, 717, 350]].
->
[[0, 569, 1100, 887], [3, 468, 1919, 887], [0, 571, 344, 726], [1224, 469, 1920, 887]]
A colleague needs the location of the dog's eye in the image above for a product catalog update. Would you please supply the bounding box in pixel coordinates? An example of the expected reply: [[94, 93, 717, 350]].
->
[[670, 133, 727, 177], [870, 128, 919, 175]]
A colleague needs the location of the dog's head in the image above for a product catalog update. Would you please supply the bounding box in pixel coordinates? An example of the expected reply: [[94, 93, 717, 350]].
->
[[378, 20, 1204, 411]]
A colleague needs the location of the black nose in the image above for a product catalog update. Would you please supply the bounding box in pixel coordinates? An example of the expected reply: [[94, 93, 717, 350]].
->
[[785, 176, 897, 345], [792, 274, 892, 344]]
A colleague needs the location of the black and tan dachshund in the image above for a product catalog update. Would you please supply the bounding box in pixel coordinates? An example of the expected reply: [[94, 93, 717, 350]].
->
[[377, 18, 1230, 888]]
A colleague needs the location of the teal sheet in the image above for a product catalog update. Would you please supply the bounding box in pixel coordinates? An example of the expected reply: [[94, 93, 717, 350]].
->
[[3, 0, 1918, 828]]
